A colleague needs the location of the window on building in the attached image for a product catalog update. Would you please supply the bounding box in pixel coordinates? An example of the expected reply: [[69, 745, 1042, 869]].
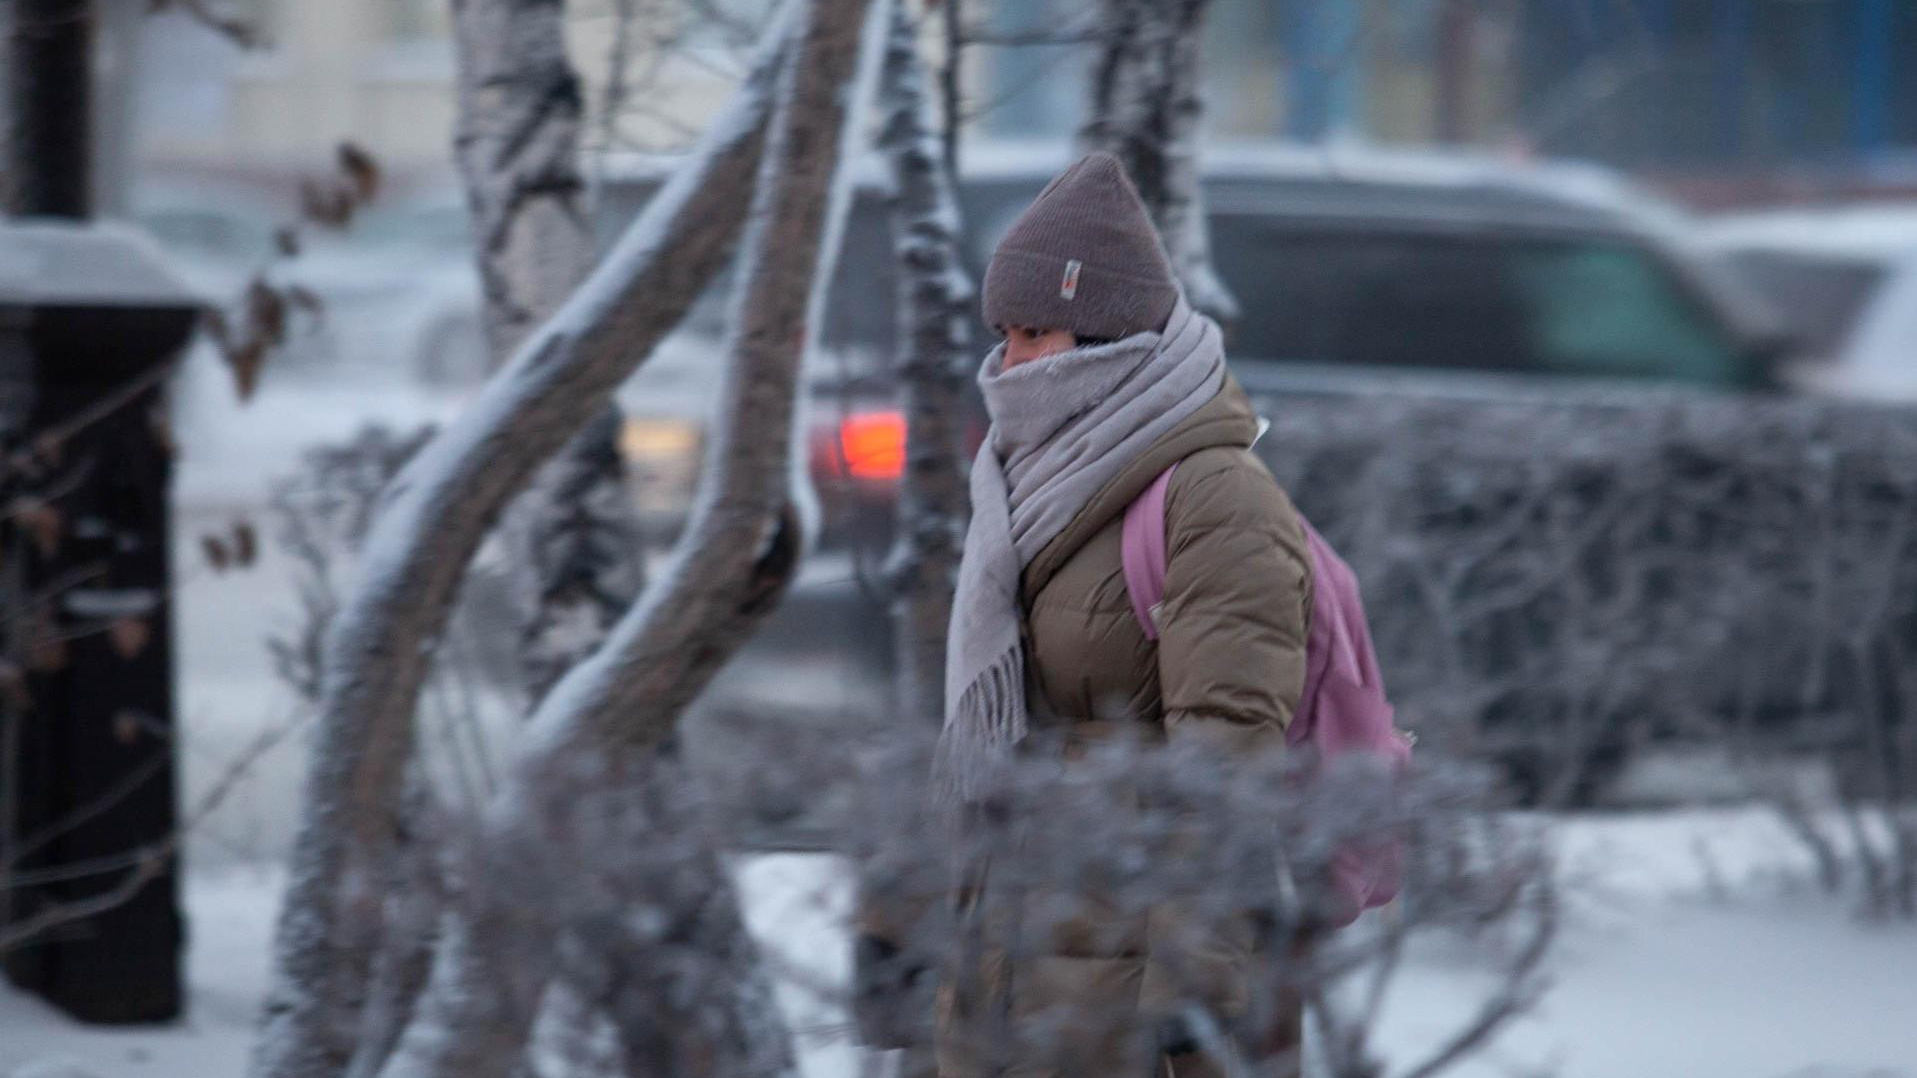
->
[[392, 0, 452, 41]]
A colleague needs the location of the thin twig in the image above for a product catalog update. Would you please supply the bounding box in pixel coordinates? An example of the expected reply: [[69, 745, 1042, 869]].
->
[[0, 848, 169, 951], [955, 25, 1107, 47], [0, 707, 310, 949], [1396, 883, 1557, 1078], [2, 359, 179, 483], [0, 752, 170, 873]]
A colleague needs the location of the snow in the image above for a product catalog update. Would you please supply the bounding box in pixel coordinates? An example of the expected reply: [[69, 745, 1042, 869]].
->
[[7, 810, 1916, 1078], [1, 867, 278, 1078], [168, 338, 469, 507], [1373, 811, 1917, 1077]]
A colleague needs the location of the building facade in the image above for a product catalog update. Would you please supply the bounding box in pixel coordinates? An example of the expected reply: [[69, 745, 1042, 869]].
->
[[132, 0, 1913, 188]]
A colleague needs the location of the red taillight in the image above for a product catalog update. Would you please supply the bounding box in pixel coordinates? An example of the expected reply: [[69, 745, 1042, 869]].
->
[[837, 410, 906, 481]]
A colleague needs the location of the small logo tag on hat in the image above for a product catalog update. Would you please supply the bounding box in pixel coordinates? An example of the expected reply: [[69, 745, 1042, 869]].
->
[[1060, 259, 1082, 300]]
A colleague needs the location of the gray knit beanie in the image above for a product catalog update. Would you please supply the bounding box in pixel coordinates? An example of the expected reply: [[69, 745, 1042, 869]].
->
[[982, 151, 1178, 341]]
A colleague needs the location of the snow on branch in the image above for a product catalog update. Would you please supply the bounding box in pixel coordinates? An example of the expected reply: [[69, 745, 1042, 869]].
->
[[349, 2, 891, 1076], [247, 18, 795, 1078]]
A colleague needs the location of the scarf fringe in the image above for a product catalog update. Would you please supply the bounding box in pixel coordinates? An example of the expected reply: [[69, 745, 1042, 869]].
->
[[936, 644, 1026, 804]]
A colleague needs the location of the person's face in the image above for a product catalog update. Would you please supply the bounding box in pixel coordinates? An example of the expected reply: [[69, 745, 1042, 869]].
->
[[1000, 325, 1078, 370]]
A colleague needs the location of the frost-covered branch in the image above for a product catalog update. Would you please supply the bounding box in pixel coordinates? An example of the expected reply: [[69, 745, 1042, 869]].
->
[[247, 16, 792, 1076], [1260, 387, 1917, 906], [363, 1, 889, 1075], [839, 729, 1551, 1078]]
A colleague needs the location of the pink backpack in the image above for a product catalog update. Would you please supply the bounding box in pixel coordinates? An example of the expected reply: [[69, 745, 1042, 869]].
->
[[1122, 463, 1413, 927]]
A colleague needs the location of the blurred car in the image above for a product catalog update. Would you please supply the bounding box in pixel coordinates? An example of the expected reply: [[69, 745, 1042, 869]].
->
[[1702, 205, 1917, 402], [148, 144, 1785, 528], [140, 146, 1793, 716], [586, 144, 1798, 715], [595, 142, 1789, 556], [963, 143, 1786, 392], [133, 178, 487, 392], [133, 177, 487, 506]]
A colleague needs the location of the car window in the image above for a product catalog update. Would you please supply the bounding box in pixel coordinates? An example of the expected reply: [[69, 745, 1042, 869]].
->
[[1514, 243, 1748, 384], [1723, 250, 1887, 360], [1212, 220, 1752, 386]]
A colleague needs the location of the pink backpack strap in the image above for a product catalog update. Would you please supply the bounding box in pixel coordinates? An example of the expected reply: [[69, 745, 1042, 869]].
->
[[1120, 464, 1179, 641]]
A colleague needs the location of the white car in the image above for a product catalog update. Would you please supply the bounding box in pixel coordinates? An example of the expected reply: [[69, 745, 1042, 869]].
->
[[134, 177, 487, 390], [1702, 206, 1917, 402]]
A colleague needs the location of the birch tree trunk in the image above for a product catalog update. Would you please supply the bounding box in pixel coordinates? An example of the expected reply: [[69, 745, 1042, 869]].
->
[[879, 0, 972, 731], [449, 0, 646, 702], [331, 4, 627, 1065], [247, 20, 792, 1078], [369, 0, 890, 1074], [1078, 0, 1237, 325]]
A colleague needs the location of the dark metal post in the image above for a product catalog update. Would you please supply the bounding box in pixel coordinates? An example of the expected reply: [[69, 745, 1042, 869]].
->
[[6, 0, 94, 218], [0, 222, 195, 1025]]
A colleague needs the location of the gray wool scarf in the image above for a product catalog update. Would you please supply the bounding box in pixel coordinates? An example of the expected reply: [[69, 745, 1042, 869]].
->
[[939, 296, 1226, 798]]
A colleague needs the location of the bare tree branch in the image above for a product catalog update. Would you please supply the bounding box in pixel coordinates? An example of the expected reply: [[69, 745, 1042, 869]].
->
[[363, 2, 890, 1075], [1394, 884, 1556, 1078], [1, 708, 308, 953], [246, 15, 794, 1075]]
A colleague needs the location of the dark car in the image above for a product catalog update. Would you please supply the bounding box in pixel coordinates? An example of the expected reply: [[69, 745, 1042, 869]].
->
[[589, 143, 1789, 714], [960, 143, 1784, 390]]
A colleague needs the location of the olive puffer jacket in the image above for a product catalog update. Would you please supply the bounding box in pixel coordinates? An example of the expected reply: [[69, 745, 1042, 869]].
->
[[936, 376, 1314, 1078]]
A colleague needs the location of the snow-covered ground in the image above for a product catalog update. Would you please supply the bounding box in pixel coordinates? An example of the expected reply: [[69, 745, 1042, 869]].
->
[[6, 810, 1915, 1078]]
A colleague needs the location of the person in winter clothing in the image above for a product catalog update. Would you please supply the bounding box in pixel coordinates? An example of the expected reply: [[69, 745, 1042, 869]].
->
[[927, 151, 1315, 1078]]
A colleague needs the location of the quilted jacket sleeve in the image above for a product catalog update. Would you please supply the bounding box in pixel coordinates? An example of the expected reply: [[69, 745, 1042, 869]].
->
[[1155, 446, 1312, 753]]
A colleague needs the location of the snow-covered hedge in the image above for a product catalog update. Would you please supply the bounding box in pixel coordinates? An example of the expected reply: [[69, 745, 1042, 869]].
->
[[1258, 387, 1917, 806]]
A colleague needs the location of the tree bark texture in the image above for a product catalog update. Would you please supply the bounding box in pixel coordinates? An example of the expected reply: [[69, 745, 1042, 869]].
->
[[1077, 0, 1237, 325], [449, 0, 647, 703], [878, 0, 972, 730], [246, 20, 791, 1078]]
